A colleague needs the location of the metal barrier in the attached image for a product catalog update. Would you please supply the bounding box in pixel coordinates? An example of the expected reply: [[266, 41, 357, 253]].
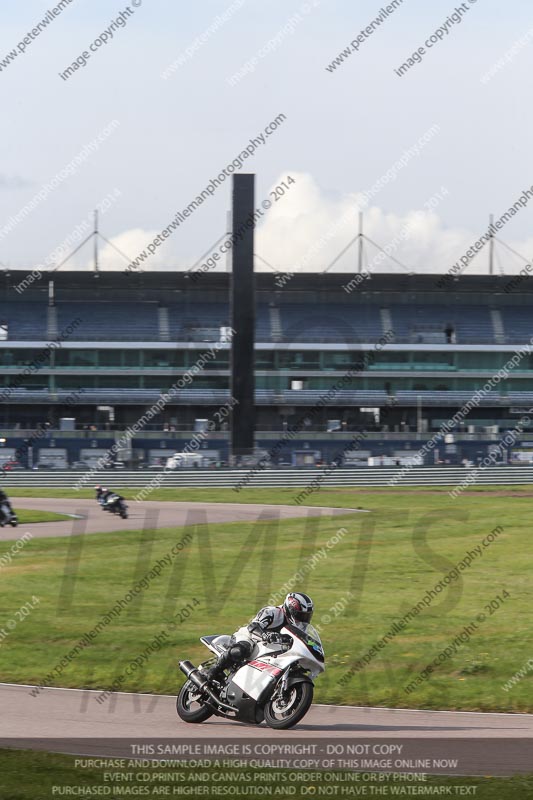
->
[[2, 466, 533, 488]]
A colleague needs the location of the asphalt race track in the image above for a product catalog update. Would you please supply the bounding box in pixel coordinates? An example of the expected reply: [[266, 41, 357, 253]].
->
[[1, 684, 532, 775], [1, 497, 364, 541], [3, 683, 533, 740]]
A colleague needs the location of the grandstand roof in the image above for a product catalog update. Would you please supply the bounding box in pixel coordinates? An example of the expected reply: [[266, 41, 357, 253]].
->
[[2, 270, 533, 303]]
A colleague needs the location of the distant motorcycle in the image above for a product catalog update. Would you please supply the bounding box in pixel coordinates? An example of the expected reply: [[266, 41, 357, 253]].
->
[[95, 486, 128, 519], [104, 493, 128, 519], [0, 501, 18, 528], [177, 621, 325, 729]]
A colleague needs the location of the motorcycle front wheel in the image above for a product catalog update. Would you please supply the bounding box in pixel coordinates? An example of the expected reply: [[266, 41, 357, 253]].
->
[[10, 519, 18, 527], [176, 680, 214, 723], [264, 681, 313, 729]]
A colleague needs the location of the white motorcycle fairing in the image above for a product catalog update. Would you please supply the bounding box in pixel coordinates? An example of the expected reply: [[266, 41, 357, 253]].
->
[[230, 623, 325, 703]]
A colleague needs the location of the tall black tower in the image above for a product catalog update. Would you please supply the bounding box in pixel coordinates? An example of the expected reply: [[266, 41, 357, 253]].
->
[[230, 174, 255, 462]]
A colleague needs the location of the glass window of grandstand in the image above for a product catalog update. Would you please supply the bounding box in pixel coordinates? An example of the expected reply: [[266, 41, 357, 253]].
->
[[0, 349, 15, 367], [144, 350, 189, 368], [143, 375, 227, 389], [144, 376, 175, 390], [57, 376, 96, 389], [306, 376, 364, 389], [255, 351, 275, 369], [277, 352, 320, 370], [7, 375, 49, 390], [71, 349, 96, 367], [322, 352, 360, 370], [368, 351, 410, 369], [507, 379, 533, 390], [409, 352, 454, 370], [0, 348, 51, 367], [186, 351, 228, 369], [96, 376, 141, 388], [124, 350, 141, 367], [55, 349, 95, 368], [256, 375, 287, 389], [145, 351, 173, 368], [97, 350, 122, 368], [456, 352, 506, 371], [364, 378, 452, 390]]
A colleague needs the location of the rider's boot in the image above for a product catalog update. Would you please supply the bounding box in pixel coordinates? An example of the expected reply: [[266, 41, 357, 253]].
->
[[206, 651, 231, 682]]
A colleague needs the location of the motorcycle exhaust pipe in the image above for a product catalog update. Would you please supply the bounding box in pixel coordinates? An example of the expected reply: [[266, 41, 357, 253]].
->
[[179, 660, 236, 714], [179, 660, 210, 690]]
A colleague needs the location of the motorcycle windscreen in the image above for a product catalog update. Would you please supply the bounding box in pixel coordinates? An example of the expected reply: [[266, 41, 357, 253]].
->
[[231, 660, 283, 701]]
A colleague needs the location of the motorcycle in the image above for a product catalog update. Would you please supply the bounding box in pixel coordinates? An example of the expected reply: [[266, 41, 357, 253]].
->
[[177, 621, 325, 730], [103, 494, 128, 519], [0, 502, 18, 528]]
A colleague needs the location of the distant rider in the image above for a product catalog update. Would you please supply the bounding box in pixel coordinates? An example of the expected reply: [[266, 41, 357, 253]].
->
[[96, 486, 120, 508], [0, 489, 14, 514], [207, 592, 314, 681], [95, 485, 106, 506]]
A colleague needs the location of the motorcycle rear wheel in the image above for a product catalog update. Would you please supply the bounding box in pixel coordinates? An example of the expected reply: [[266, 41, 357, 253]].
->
[[176, 680, 214, 723], [264, 681, 313, 729]]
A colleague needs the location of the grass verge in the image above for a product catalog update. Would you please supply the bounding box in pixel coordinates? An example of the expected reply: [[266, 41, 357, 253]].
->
[[11, 509, 73, 524], [0, 487, 531, 711]]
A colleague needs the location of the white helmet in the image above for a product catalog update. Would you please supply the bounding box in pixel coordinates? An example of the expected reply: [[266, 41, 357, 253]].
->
[[283, 592, 314, 624]]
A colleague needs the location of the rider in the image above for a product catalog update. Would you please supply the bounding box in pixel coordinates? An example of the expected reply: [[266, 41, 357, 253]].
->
[[0, 489, 14, 515], [206, 592, 314, 681]]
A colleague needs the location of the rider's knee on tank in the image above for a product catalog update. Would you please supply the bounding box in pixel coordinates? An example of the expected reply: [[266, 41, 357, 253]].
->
[[229, 640, 252, 663]]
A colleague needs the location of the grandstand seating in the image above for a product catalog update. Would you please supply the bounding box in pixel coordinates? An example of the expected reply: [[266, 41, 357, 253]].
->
[[166, 302, 227, 340], [56, 302, 160, 340], [164, 302, 274, 341], [388, 304, 494, 343], [6, 298, 530, 345], [499, 308, 533, 343], [278, 303, 383, 343], [256, 305, 273, 341], [0, 302, 48, 339]]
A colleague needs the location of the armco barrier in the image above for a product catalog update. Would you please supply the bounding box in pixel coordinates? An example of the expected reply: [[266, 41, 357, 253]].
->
[[1, 466, 533, 489]]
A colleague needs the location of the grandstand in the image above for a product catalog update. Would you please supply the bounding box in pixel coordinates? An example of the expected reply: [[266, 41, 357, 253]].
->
[[1, 269, 533, 468]]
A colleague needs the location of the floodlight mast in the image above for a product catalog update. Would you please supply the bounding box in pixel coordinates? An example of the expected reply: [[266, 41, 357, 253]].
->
[[358, 211, 364, 274], [94, 210, 99, 273], [488, 213, 494, 276]]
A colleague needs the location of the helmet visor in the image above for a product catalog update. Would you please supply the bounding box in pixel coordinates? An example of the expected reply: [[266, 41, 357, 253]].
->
[[290, 608, 313, 624]]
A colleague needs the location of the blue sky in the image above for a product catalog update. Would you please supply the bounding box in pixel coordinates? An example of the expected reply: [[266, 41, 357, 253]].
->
[[1, 0, 532, 274]]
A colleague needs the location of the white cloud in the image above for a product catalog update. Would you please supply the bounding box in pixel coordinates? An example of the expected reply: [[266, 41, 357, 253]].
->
[[81, 228, 173, 272], [255, 172, 532, 276]]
